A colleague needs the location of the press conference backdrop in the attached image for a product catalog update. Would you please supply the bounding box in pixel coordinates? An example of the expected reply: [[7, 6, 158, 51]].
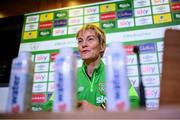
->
[[19, 0, 180, 111]]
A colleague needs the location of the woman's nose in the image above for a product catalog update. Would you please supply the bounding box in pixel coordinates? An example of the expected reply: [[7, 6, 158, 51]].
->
[[82, 40, 87, 47]]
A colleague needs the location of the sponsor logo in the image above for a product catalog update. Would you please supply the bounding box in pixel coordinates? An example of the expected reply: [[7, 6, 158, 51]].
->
[[146, 100, 159, 109], [173, 13, 180, 21], [135, 16, 153, 26], [34, 73, 48, 82], [32, 94, 46, 103], [151, 0, 169, 5], [127, 66, 139, 76], [153, 13, 172, 24], [23, 31, 37, 39], [48, 82, 55, 92], [145, 87, 160, 99], [49, 72, 55, 82], [134, 7, 151, 17], [139, 43, 156, 52], [84, 6, 99, 15], [35, 63, 49, 72], [50, 53, 58, 61], [117, 10, 133, 18], [117, 1, 132, 9], [55, 10, 68, 19], [100, 12, 116, 20], [96, 96, 106, 104], [134, 0, 150, 8], [50, 62, 55, 71], [68, 25, 82, 34], [25, 23, 38, 31], [129, 77, 139, 87], [158, 52, 163, 62], [100, 3, 116, 13], [172, 3, 180, 11], [142, 75, 160, 87], [33, 83, 47, 93], [30, 43, 40, 50], [124, 46, 135, 54], [40, 13, 54, 22], [117, 18, 134, 28], [157, 42, 164, 52], [101, 21, 115, 29], [140, 53, 158, 64], [26, 15, 39, 23], [152, 5, 170, 14], [69, 8, 83, 17], [39, 29, 51, 37], [35, 53, 50, 62], [141, 64, 159, 75], [39, 21, 53, 29], [54, 19, 67, 27], [171, 0, 180, 2], [53, 27, 67, 36], [84, 14, 99, 23], [68, 17, 83, 25], [127, 55, 137, 65]]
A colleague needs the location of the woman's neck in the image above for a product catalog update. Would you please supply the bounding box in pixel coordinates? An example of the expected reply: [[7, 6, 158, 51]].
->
[[84, 56, 101, 77]]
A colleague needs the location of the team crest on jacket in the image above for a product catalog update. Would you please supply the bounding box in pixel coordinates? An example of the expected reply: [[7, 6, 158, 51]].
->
[[98, 82, 105, 95]]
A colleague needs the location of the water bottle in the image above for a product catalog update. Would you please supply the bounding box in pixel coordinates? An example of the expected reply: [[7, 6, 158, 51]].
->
[[106, 42, 129, 111], [6, 52, 34, 113], [53, 47, 76, 112]]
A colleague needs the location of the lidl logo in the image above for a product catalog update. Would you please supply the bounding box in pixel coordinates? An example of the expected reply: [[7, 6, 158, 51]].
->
[[84, 14, 99, 23], [134, 7, 151, 17], [171, 3, 180, 11], [23, 31, 37, 39], [100, 3, 116, 13], [101, 20, 116, 29], [173, 13, 180, 21], [54, 19, 67, 27], [39, 21, 53, 29], [55, 10, 68, 19], [69, 8, 83, 17], [153, 13, 172, 24], [26, 15, 39, 23], [84, 6, 99, 15], [117, 1, 132, 10], [151, 0, 169, 5], [40, 13, 54, 22], [117, 10, 133, 18], [39, 29, 51, 37], [100, 12, 116, 20], [134, 0, 150, 8]]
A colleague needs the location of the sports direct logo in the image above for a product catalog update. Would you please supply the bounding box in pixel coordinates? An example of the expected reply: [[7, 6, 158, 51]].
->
[[100, 12, 116, 20], [32, 94, 46, 103]]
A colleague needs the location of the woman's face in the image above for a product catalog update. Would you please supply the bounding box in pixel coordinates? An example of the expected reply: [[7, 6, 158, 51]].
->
[[77, 30, 104, 62]]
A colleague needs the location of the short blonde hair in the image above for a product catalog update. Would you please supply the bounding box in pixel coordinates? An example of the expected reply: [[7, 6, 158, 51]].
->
[[76, 24, 106, 57]]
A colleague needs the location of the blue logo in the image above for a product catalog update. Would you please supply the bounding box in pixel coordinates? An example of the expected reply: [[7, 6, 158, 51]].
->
[[117, 10, 133, 18]]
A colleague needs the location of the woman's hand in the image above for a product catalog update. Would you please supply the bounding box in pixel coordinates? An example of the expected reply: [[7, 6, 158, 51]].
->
[[77, 100, 103, 112]]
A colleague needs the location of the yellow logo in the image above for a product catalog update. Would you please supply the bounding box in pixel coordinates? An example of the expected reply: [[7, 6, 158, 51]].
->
[[153, 13, 172, 24], [23, 31, 37, 39], [40, 13, 54, 22], [100, 3, 116, 13]]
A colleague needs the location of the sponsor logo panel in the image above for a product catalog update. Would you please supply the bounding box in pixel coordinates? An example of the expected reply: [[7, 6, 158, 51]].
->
[[33, 83, 47, 93], [117, 1, 132, 10], [50, 53, 58, 61], [84, 14, 99, 23], [54, 19, 67, 27], [153, 13, 172, 24], [117, 10, 133, 18], [32, 93, 46, 103], [171, 0, 180, 2], [142, 75, 160, 87], [139, 43, 157, 53], [127, 65, 139, 76], [171, 3, 180, 11], [68, 25, 82, 34], [53, 27, 67, 36], [141, 64, 159, 75], [35, 53, 50, 62], [117, 18, 134, 28], [140, 53, 158, 64], [100, 12, 116, 20], [49, 62, 55, 71], [157, 42, 164, 52], [39, 29, 52, 37], [127, 55, 138, 65], [134, 7, 151, 17], [145, 87, 160, 99], [48, 82, 55, 92], [48, 72, 55, 82], [34, 73, 48, 82], [152, 4, 170, 14], [55, 10, 68, 19], [135, 16, 153, 26], [68, 17, 83, 25], [23, 31, 37, 39], [25, 23, 38, 31], [124, 46, 135, 54], [146, 99, 159, 109], [84, 6, 99, 15], [40, 13, 54, 22], [69, 8, 83, 17], [151, 0, 169, 5], [39, 21, 53, 29], [26, 15, 39, 23], [173, 12, 180, 21], [134, 0, 151, 8], [101, 20, 116, 29], [35, 63, 49, 72], [129, 77, 139, 87], [100, 3, 116, 13]]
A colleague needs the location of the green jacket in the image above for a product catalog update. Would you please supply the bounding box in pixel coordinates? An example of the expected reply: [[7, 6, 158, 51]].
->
[[42, 60, 139, 111]]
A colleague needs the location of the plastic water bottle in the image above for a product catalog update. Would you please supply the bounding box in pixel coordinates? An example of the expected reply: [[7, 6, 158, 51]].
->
[[53, 47, 76, 112], [106, 42, 129, 111], [6, 52, 34, 113]]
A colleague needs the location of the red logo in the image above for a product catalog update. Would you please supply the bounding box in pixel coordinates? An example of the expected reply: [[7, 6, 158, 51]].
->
[[58, 103, 66, 111], [124, 46, 135, 54], [172, 3, 180, 11], [32, 94, 46, 103], [50, 53, 58, 61], [12, 104, 20, 113], [39, 21, 53, 29], [100, 12, 116, 20], [116, 101, 125, 110]]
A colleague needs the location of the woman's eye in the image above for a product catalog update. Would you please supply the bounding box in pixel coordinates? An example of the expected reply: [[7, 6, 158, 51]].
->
[[88, 38, 94, 41]]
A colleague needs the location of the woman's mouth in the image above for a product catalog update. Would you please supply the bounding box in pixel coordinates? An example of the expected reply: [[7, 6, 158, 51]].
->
[[82, 50, 89, 54]]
